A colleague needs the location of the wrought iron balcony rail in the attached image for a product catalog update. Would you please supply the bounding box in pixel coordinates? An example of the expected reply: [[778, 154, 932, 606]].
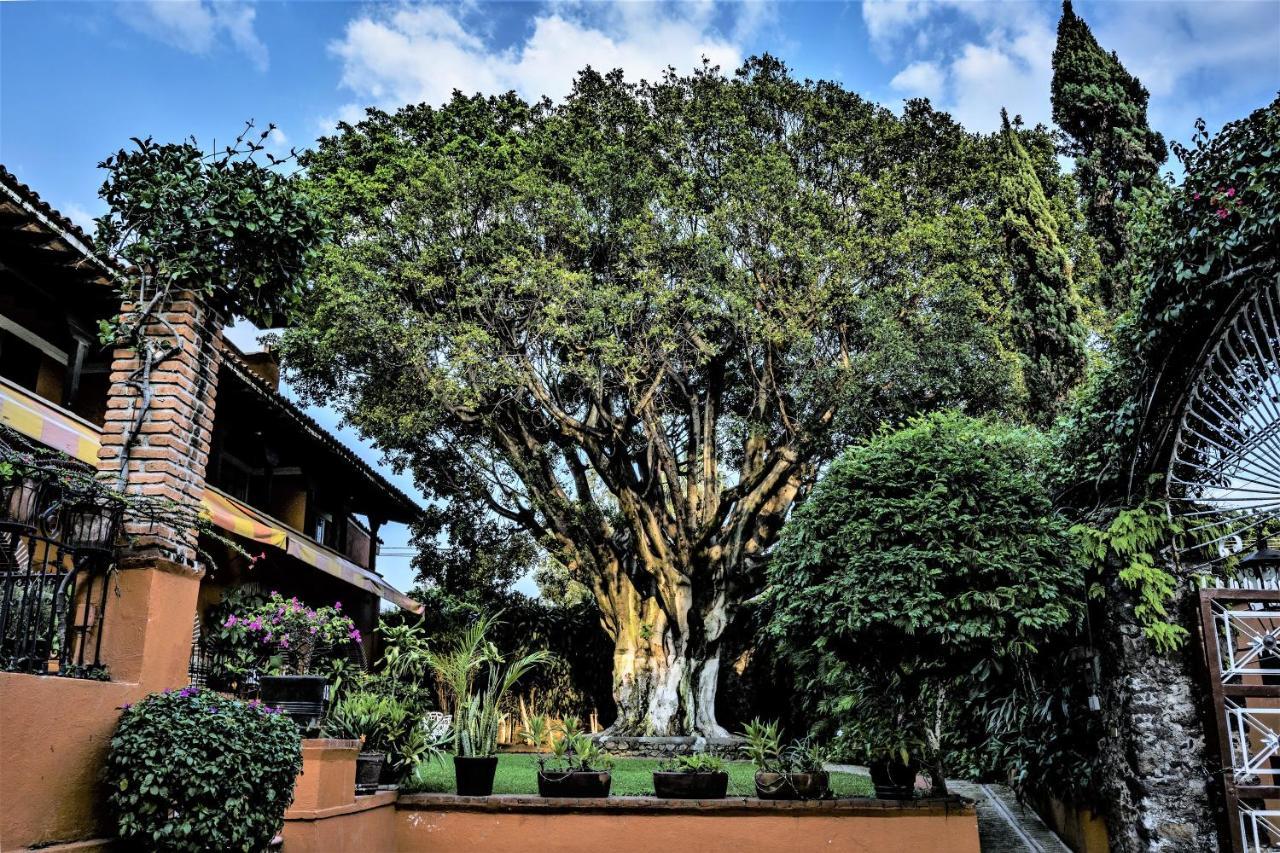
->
[[0, 476, 120, 678]]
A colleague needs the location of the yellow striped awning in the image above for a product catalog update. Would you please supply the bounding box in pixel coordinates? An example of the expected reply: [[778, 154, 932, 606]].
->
[[0, 376, 422, 613], [200, 488, 288, 548], [0, 375, 100, 464]]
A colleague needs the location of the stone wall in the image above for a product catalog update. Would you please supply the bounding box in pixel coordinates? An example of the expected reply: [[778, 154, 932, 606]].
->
[[592, 734, 745, 758], [1097, 589, 1221, 852]]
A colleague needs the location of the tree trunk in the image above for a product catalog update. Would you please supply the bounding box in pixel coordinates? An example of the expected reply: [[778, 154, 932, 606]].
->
[[597, 562, 731, 737]]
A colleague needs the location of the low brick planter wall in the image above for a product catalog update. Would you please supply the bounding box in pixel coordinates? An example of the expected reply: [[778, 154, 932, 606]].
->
[[395, 794, 980, 853]]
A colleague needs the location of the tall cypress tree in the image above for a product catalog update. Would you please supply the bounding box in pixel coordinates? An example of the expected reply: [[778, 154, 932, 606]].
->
[[999, 109, 1089, 422], [1051, 0, 1166, 309]]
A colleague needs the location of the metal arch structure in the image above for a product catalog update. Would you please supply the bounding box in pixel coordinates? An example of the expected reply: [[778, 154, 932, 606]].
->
[[1166, 276, 1280, 578], [1166, 275, 1280, 853]]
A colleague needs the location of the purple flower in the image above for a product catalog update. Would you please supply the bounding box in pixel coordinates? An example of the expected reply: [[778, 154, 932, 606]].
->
[[1217, 208, 1229, 220], [349, 628, 362, 642], [1226, 187, 1236, 198], [224, 615, 238, 627], [1193, 192, 1201, 200], [248, 618, 263, 631], [279, 636, 290, 648], [334, 601, 342, 611], [309, 626, 318, 635], [120, 703, 132, 711]]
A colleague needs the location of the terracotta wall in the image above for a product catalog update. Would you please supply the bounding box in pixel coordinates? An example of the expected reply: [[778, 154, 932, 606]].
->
[[393, 796, 981, 853], [0, 561, 201, 850]]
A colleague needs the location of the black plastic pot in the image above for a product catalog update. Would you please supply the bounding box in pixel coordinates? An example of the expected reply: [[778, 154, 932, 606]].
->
[[258, 675, 329, 735], [537, 770, 612, 798], [753, 771, 830, 800], [454, 755, 499, 796], [653, 771, 728, 800], [356, 751, 385, 795], [869, 757, 921, 799]]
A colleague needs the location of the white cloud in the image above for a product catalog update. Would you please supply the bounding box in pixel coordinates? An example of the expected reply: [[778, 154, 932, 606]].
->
[[889, 60, 945, 101], [119, 1, 268, 71], [62, 202, 100, 236], [328, 2, 760, 121], [864, 0, 1280, 136]]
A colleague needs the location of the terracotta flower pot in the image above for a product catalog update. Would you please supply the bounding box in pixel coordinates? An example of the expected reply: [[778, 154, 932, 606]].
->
[[537, 770, 611, 798], [653, 771, 729, 799], [753, 770, 830, 800]]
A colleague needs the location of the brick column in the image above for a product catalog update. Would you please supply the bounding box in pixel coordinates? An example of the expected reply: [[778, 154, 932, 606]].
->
[[97, 292, 223, 567]]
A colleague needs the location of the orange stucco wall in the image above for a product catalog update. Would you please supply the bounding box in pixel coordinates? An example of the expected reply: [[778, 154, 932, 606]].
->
[[0, 561, 201, 850], [393, 796, 981, 853]]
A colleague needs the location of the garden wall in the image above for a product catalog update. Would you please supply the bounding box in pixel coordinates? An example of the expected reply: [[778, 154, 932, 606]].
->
[[1, 560, 201, 850], [393, 794, 980, 853]]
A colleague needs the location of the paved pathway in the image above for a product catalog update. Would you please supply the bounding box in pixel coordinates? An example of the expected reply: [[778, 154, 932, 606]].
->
[[825, 765, 1071, 853]]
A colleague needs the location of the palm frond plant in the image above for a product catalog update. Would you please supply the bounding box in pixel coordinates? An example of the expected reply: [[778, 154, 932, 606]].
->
[[424, 612, 550, 795]]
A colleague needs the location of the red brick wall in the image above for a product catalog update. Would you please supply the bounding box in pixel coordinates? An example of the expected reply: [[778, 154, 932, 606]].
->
[[97, 292, 223, 566]]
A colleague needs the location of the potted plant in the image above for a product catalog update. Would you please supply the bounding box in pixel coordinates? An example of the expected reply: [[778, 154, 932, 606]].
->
[[740, 719, 831, 800], [653, 753, 729, 799], [537, 722, 612, 798], [325, 691, 397, 794], [226, 592, 360, 734], [426, 613, 550, 796]]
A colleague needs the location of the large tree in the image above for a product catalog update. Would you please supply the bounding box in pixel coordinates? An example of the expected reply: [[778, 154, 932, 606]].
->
[[998, 110, 1089, 422], [283, 58, 1023, 735], [1051, 0, 1167, 310]]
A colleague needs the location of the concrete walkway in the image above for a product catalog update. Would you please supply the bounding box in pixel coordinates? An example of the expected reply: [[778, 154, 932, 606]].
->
[[825, 765, 1071, 853]]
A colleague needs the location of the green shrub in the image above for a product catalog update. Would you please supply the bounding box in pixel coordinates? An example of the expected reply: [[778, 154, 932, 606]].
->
[[765, 411, 1084, 793], [104, 687, 302, 852]]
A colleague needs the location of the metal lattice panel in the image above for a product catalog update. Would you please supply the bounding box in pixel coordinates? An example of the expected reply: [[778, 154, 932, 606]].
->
[[1169, 279, 1280, 573], [1239, 807, 1280, 853], [1214, 600, 1280, 684]]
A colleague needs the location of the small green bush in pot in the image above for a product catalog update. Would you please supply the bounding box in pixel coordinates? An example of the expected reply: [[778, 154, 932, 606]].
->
[[740, 719, 831, 801], [536, 722, 614, 798], [104, 687, 302, 852], [653, 753, 729, 800]]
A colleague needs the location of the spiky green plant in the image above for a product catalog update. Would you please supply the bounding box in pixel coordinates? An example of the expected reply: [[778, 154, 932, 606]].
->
[[426, 612, 550, 756]]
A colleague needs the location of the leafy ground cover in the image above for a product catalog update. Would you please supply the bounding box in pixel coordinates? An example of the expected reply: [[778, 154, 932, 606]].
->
[[404, 754, 874, 797]]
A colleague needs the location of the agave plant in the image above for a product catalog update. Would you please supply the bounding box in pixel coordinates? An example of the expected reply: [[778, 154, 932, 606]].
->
[[426, 612, 550, 757], [521, 713, 553, 752]]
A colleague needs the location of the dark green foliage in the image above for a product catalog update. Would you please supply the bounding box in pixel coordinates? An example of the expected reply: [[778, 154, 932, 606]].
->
[[999, 110, 1089, 421], [407, 587, 615, 725], [765, 412, 1084, 788], [104, 688, 302, 852], [94, 124, 327, 327], [1051, 0, 1167, 309], [1054, 98, 1279, 503]]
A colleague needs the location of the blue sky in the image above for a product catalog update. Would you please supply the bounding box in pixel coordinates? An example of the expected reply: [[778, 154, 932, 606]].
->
[[3, 0, 1279, 597]]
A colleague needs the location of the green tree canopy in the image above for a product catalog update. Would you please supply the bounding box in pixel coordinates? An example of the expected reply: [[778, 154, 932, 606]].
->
[[283, 57, 1028, 735], [1051, 0, 1167, 310], [998, 109, 1089, 421]]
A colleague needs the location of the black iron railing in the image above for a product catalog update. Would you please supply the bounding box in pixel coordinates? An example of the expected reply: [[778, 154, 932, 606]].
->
[[0, 477, 119, 677]]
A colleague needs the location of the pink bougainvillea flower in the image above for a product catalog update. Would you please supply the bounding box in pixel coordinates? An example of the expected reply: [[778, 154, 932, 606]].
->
[[224, 614, 237, 627], [334, 601, 342, 611], [1226, 187, 1236, 197], [1193, 192, 1201, 200], [1216, 208, 1229, 220], [349, 628, 362, 642]]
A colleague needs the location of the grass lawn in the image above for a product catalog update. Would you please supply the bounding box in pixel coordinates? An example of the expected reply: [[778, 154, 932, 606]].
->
[[404, 753, 874, 798]]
